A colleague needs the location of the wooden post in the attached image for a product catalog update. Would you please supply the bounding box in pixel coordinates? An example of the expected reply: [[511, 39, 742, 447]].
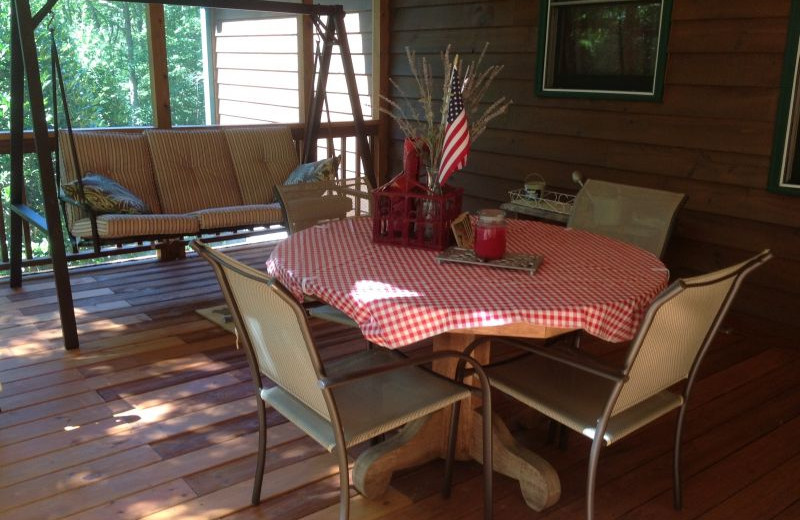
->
[[9, 6, 25, 288], [147, 4, 172, 129], [303, 14, 335, 163], [335, 8, 376, 187], [299, 0, 315, 126], [374, 0, 390, 186]]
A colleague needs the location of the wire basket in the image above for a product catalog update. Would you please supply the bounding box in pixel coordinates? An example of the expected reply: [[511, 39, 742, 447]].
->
[[508, 187, 576, 216]]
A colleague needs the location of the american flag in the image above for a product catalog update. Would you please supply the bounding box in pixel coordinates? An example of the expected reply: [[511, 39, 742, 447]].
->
[[438, 64, 469, 186]]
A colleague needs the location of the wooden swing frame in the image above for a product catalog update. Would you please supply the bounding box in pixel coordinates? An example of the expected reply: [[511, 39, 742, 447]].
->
[[9, 0, 375, 349]]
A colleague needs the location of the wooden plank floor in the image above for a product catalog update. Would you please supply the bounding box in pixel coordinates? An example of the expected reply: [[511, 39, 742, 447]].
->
[[1, 241, 799, 520]]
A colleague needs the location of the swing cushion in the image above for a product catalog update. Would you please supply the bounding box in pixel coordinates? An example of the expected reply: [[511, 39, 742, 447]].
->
[[63, 173, 152, 215], [222, 126, 300, 204]]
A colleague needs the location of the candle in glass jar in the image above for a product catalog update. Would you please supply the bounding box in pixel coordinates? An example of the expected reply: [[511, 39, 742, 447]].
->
[[474, 209, 507, 261]]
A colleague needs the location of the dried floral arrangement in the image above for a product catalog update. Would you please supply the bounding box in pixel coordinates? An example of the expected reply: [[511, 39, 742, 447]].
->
[[381, 43, 513, 186]]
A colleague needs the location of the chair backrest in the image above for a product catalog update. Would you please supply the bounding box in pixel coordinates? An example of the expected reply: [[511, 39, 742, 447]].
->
[[191, 240, 331, 420], [276, 180, 353, 234], [612, 250, 772, 415], [568, 179, 687, 258]]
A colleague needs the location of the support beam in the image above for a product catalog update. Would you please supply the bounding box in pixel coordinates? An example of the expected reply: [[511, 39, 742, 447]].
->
[[12, 0, 79, 349], [9, 6, 24, 288], [147, 4, 172, 129], [374, 0, 390, 186], [303, 14, 336, 164], [112, 0, 340, 16], [336, 9, 376, 187], [299, 0, 315, 124]]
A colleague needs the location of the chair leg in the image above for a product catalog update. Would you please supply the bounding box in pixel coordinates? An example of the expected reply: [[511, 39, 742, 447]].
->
[[673, 403, 689, 510], [442, 401, 462, 499], [586, 433, 604, 520], [252, 398, 268, 505], [546, 420, 569, 450], [336, 444, 351, 520], [481, 401, 493, 520]]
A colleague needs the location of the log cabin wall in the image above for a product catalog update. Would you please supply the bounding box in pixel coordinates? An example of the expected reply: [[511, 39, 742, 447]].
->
[[387, 0, 800, 332]]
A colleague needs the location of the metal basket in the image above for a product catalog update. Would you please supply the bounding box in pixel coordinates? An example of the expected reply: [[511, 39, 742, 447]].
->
[[508, 188, 576, 216]]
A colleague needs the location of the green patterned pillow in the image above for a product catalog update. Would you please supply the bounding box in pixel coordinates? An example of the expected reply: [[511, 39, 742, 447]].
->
[[284, 155, 341, 186], [62, 173, 151, 215]]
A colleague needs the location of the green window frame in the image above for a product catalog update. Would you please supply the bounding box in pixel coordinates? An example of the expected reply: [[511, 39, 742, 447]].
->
[[769, 0, 800, 195], [536, 0, 673, 101]]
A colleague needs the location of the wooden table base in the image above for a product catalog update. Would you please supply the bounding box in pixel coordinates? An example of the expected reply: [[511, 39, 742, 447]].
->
[[352, 332, 561, 511], [352, 407, 560, 511]]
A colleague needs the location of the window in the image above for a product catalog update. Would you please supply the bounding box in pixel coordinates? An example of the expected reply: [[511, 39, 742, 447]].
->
[[536, 0, 672, 100], [769, 0, 800, 195]]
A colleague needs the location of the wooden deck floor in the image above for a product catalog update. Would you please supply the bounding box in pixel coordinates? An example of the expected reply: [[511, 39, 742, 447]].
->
[[1, 242, 799, 520]]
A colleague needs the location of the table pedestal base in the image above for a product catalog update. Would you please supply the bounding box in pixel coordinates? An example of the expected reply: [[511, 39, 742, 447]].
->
[[352, 407, 561, 511]]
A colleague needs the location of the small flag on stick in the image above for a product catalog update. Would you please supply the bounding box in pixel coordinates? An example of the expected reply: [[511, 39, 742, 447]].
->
[[438, 59, 470, 186]]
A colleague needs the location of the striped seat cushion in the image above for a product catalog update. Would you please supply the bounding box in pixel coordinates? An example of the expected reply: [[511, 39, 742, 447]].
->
[[191, 204, 284, 231], [58, 131, 163, 226], [222, 126, 300, 204], [145, 129, 243, 214], [70, 213, 199, 239]]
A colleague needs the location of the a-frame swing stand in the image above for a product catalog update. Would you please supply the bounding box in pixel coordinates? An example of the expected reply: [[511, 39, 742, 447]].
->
[[9, 0, 375, 350]]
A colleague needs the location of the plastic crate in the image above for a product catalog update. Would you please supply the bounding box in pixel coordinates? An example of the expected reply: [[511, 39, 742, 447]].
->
[[372, 174, 462, 251]]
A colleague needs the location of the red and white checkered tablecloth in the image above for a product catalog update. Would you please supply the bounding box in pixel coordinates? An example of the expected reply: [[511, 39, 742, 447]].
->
[[267, 217, 669, 349]]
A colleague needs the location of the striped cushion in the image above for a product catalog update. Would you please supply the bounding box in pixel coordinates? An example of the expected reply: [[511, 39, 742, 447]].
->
[[145, 129, 243, 213], [191, 204, 284, 231], [222, 126, 300, 204], [70, 213, 199, 239], [58, 131, 163, 226]]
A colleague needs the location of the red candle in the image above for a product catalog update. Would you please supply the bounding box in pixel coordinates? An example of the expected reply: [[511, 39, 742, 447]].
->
[[474, 209, 507, 261]]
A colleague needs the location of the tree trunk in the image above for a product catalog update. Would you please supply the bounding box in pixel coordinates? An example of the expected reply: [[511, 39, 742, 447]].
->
[[122, 3, 139, 119]]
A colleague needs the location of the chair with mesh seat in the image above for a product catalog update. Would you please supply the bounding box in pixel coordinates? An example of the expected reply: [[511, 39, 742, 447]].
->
[[462, 249, 771, 520], [191, 240, 493, 520], [276, 178, 372, 234], [556, 179, 688, 355], [568, 179, 687, 259], [276, 178, 372, 328]]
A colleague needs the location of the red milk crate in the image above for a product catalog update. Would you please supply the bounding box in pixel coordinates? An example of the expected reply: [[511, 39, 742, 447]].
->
[[372, 174, 463, 251]]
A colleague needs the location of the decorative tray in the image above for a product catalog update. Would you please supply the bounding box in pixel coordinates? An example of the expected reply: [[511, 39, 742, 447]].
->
[[436, 247, 543, 275]]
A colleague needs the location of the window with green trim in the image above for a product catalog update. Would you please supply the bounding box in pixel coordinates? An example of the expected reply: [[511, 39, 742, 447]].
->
[[769, 1, 800, 195], [536, 0, 672, 100]]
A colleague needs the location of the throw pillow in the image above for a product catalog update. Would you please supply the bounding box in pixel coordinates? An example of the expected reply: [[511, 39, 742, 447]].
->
[[62, 173, 151, 215], [283, 155, 341, 186]]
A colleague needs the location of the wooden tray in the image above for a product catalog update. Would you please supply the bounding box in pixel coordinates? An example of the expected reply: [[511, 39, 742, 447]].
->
[[435, 247, 543, 275]]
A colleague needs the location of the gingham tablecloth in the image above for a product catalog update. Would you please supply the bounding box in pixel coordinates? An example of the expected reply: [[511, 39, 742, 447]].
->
[[267, 217, 669, 349]]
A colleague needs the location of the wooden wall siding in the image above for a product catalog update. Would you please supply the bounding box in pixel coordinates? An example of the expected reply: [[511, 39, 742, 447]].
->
[[315, 0, 375, 121], [388, 0, 800, 328], [214, 14, 302, 124], [212, 2, 374, 126]]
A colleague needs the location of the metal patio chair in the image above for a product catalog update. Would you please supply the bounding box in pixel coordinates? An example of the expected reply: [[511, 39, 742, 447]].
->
[[275, 178, 372, 328], [191, 240, 494, 520], [569, 179, 687, 259], [461, 249, 771, 520], [276, 178, 371, 234]]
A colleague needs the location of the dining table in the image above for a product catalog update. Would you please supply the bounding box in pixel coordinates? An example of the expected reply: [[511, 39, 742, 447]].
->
[[267, 216, 669, 511]]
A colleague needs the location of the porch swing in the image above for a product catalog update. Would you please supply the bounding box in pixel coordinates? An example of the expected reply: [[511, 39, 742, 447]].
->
[[9, 0, 375, 349]]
